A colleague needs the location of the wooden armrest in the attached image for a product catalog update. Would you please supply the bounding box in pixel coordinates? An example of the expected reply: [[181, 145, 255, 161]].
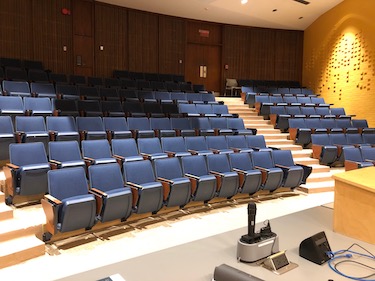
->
[[44, 194, 62, 205], [140, 152, 151, 160], [188, 149, 198, 155], [209, 170, 225, 177], [275, 164, 289, 169], [157, 177, 174, 184], [210, 149, 220, 154], [90, 187, 107, 197], [49, 159, 62, 165], [185, 173, 199, 180], [126, 182, 143, 190], [83, 156, 95, 163], [254, 166, 270, 172], [232, 168, 246, 174], [229, 147, 241, 153], [113, 154, 125, 161], [164, 151, 176, 157], [6, 163, 19, 170]]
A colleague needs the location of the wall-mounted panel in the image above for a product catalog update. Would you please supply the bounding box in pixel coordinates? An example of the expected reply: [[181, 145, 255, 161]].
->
[[248, 28, 276, 80], [222, 25, 251, 81], [94, 2, 128, 77], [274, 30, 303, 82], [0, 0, 33, 59], [128, 10, 159, 73], [159, 16, 186, 75], [31, 0, 73, 73]]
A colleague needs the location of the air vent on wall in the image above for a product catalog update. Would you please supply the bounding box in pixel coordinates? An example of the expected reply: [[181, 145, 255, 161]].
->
[[293, 0, 310, 5]]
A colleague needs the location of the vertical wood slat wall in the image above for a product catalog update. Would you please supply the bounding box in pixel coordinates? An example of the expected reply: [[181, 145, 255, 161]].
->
[[0, 0, 303, 84]]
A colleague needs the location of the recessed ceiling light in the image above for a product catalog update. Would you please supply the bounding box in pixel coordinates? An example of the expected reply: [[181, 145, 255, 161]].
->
[[241, 0, 248, 4], [272, 9, 278, 12], [299, 16, 304, 19]]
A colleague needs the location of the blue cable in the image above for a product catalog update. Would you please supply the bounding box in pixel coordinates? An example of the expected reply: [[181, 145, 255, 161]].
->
[[326, 249, 375, 281]]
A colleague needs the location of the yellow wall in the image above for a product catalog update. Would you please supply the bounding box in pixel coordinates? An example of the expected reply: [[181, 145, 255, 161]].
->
[[303, 0, 375, 127]]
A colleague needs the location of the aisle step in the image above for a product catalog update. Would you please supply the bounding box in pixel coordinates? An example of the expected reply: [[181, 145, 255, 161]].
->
[[0, 236, 45, 269]]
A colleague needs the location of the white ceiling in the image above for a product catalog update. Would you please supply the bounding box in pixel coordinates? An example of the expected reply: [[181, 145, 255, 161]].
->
[[97, 0, 343, 31]]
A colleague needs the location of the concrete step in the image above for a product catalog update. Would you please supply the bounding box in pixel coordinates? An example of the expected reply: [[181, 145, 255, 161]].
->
[[291, 150, 312, 158], [268, 144, 303, 151], [294, 157, 321, 166], [244, 123, 274, 129], [0, 235, 45, 269], [262, 133, 289, 140], [256, 128, 284, 135], [0, 204, 13, 220], [0, 192, 4, 204], [298, 180, 335, 193], [266, 139, 295, 145], [305, 172, 333, 183], [0, 207, 45, 242]]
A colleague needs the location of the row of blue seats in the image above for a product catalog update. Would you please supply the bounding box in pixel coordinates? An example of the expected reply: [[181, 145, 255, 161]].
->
[[342, 147, 375, 171], [270, 106, 351, 132], [288, 118, 375, 147], [255, 96, 331, 118], [0, 115, 255, 161], [0, 65, 204, 93], [0, 81, 214, 102], [311, 133, 375, 166], [0, 95, 228, 118], [4, 140, 311, 240]]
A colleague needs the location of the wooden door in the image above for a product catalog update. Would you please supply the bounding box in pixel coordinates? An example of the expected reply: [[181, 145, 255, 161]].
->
[[185, 44, 221, 92]]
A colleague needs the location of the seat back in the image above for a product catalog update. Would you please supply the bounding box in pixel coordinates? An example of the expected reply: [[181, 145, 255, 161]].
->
[[76, 116, 105, 131], [150, 117, 172, 130], [2, 80, 30, 96], [251, 150, 274, 169], [154, 157, 184, 179], [271, 149, 295, 167], [103, 117, 129, 131], [0, 115, 14, 134], [185, 136, 209, 151], [46, 116, 77, 132], [160, 136, 187, 153], [127, 117, 151, 130], [209, 117, 228, 129], [137, 137, 163, 154], [23, 97, 52, 113], [343, 147, 363, 162], [123, 159, 156, 184], [48, 167, 88, 200], [246, 135, 267, 149], [181, 155, 208, 177], [111, 138, 139, 157], [0, 96, 24, 112], [229, 152, 255, 170], [361, 147, 375, 161], [329, 133, 348, 145], [30, 82, 55, 96], [227, 118, 246, 130], [49, 141, 82, 162], [206, 153, 231, 173], [9, 142, 48, 166], [81, 139, 112, 159], [88, 163, 125, 192], [15, 116, 46, 132], [170, 117, 192, 130], [206, 135, 229, 150], [346, 133, 363, 145], [226, 135, 248, 149], [311, 134, 331, 146]]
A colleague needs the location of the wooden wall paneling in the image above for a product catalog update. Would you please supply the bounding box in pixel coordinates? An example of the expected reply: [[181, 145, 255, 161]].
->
[[222, 25, 251, 82], [94, 3, 128, 78], [274, 30, 303, 83], [31, 0, 73, 74], [0, 0, 33, 60], [158, 16, 186, 75], [73, 0, 93, 77], [248, 28, 276, 80], [128, 10, 159, 73]]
